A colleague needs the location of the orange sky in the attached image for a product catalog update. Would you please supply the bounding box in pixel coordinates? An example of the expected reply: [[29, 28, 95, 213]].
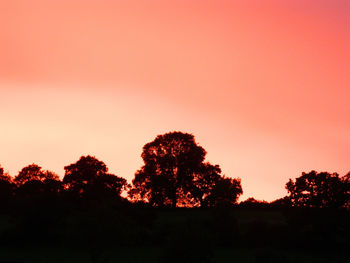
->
[[1, 0, 349, 201]]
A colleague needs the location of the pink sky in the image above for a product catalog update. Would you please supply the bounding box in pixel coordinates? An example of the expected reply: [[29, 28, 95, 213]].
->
[[1, 0, 349, 201]]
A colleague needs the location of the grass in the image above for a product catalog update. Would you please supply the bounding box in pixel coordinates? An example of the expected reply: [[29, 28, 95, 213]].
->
[[0, 208, 348, 262]]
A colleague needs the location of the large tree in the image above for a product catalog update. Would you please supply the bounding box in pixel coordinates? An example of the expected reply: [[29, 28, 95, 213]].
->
[[129, 131, 242, 207], [63, 155, 128, 200], [286, 170, 350, 209]]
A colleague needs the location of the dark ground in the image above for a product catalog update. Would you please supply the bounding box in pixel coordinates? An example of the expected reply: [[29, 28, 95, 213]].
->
[[0, 206, 349, 263]]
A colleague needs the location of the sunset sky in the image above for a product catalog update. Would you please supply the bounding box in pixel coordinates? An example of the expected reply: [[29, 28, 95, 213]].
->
[[1, 0, 349, 201]]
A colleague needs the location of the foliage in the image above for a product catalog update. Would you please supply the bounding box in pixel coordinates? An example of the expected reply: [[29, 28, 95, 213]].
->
[[0, 166, 14, 207], [286, 170, 350, 209], [129, 132, 242, 207], [206, 176, 242, 207], [0, 166, 12, 182], [13, 164, 62, 202], [130, 132, 206, 207], [14, 164, 59, 185], [63, 155, 128, 200], [190, 163, 241, 207], [240, 197, 269, 208]]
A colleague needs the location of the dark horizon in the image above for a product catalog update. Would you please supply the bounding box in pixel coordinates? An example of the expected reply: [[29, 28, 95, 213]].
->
[[1, 131, 349, 209]]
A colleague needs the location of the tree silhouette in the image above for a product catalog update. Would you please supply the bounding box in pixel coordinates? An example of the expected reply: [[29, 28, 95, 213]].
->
[[63, 155, 128, 200], [14, 164, 59, 185], [190, 163, 222, 207], [191, 163, 242, 207], [129, 132, 206, 207], [129, 131, 242, 207], [206, 176, 242, 207], [14, 164, 62, 200], [286, 170, 350, 209]]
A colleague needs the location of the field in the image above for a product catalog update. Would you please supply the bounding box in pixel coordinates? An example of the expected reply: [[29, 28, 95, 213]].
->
[[0, 208, 349, 263]]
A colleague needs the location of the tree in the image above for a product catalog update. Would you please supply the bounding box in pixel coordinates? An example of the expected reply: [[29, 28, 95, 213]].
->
[[206, 176, 242, 207], [286, 170, 349, 209], [129, 131, 243, 207], [129, 132, 206, 207], [14, 164, 59, 185], [14, 164, 62, 199], [190, 163, 242, 207], [63, 155, 128, 200]]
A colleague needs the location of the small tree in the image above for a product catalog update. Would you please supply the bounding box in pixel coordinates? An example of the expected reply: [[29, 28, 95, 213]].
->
[[191, 163, 242, 207], [206, 176, 242, 207], [63, 155, 128, 200]]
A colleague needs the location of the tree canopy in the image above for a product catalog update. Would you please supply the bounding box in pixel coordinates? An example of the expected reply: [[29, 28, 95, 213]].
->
[[286, 170, 350, 209], [129, 131, 242, 207], [14, 164, 59, 185], [13, 164, 61, 200], [1, 133, 349, 212], [63, 155, 128, 200]]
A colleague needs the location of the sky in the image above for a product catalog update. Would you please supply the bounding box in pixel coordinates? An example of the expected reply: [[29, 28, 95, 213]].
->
[[0, 0, 349, 201]]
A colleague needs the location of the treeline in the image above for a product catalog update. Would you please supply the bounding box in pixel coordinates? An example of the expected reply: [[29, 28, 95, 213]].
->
[[1, 131, 349, 209], [0, 131, 349, 262]]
